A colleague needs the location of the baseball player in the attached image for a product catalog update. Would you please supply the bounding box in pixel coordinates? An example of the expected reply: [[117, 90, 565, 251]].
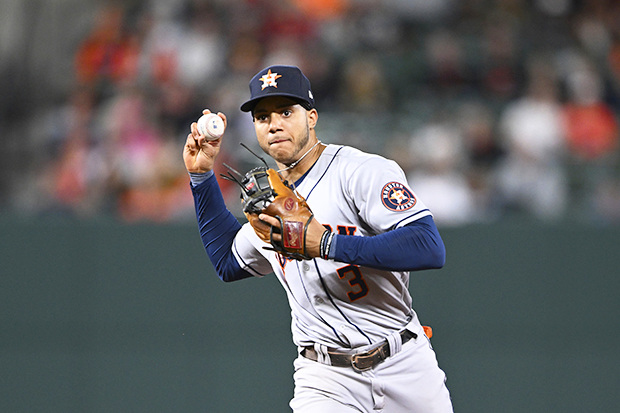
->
[[183, 65, 453, 412]]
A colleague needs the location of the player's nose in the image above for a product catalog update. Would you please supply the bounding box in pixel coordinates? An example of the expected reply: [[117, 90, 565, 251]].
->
[[268, 113, 284, 132]]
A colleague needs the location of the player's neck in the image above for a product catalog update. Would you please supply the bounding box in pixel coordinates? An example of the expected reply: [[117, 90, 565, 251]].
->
[[277, 140, 325, 182]]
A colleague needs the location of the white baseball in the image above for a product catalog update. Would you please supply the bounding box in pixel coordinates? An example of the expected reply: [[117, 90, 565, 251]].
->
[[197, 113, 225, 140]]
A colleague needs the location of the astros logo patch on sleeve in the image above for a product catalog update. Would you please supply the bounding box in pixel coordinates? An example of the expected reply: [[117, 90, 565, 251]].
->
[[381, 182, 417, 211]]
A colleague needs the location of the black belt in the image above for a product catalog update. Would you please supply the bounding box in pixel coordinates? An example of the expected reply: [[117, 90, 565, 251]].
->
[[301, 329, 417, 372]]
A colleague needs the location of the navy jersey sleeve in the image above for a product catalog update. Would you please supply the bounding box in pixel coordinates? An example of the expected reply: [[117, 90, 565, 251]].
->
[[191, 173, 254, 282], [330, 215, 445, 272]]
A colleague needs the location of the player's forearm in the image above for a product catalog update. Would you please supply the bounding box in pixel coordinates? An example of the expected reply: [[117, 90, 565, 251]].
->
[[330, 215, 446, 272], [191, 172, 254, 282]]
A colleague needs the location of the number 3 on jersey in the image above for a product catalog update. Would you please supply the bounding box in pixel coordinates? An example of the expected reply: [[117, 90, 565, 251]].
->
[[337, 264, 369, 301]]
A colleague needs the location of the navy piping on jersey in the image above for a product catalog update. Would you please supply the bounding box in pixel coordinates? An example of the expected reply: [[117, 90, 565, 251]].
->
[[391, 208, 431, 230], [301, 145, 344, 201], [291, 161, 314, 187], [293, 260, 343, 342], [313, 259, 373, 347], [232, 239, 265, 278]]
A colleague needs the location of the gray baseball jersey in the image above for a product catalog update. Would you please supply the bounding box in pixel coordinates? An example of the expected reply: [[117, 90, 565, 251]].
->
[[232, 144, 432, 350]]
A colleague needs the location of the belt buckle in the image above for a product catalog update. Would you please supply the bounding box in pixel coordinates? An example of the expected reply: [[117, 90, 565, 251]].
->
[[350, 352, 373, 372], [350, 345, 384, 372]]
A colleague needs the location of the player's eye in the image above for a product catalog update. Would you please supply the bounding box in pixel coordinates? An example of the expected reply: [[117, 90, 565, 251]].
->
[[282, 109, 292, 117]]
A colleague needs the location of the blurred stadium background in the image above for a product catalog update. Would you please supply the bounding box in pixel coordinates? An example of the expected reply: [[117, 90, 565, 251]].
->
[[1, 0, 619, 412]]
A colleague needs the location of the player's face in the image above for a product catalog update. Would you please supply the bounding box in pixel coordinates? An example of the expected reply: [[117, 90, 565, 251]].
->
[[253, 96, 318, 166]]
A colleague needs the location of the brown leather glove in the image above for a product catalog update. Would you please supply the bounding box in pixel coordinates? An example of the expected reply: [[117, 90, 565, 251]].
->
[[225, 166, 315, 260]]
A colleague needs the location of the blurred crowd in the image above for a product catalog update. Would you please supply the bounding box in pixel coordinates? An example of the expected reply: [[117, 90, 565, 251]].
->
[[2, 0, 620, 225]]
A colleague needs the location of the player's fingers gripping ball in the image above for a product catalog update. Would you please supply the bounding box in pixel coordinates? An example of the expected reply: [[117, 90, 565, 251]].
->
[[197, 113, 225, 140], [223, 166, 314, 260]]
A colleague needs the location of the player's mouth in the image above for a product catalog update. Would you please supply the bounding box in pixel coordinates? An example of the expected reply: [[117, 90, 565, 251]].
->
[[269, 137, 290, 145]]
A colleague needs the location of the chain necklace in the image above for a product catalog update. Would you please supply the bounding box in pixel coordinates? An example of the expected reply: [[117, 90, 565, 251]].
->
[[277, 140, 322, 173]]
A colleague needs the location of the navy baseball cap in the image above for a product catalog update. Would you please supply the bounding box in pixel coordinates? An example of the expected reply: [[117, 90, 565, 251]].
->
[[240, 65, 315, 112]]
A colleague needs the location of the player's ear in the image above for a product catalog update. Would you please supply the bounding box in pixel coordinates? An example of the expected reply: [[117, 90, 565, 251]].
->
[[307, 108, 318, 129]]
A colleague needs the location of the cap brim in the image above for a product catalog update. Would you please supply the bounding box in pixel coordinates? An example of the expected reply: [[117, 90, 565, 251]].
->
[[240, 93, 312, 112]]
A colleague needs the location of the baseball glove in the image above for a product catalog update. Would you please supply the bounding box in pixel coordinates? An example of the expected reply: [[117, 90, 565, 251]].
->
[[223, 165, 314, 260]]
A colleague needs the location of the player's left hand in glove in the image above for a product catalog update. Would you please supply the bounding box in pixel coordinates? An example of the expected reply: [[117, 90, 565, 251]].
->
[[223, 165, 327, 260]]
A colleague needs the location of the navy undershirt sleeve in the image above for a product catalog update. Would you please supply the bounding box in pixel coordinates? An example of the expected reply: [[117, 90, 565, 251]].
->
[[191, 173, 254, 282], [331, 215, 446, 272]]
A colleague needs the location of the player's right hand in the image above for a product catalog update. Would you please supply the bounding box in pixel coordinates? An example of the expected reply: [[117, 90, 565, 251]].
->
[[183, 109, 226, 173]]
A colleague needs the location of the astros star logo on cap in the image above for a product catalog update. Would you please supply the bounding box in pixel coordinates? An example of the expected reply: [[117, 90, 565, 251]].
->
[[259, 69, 282, 90]]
